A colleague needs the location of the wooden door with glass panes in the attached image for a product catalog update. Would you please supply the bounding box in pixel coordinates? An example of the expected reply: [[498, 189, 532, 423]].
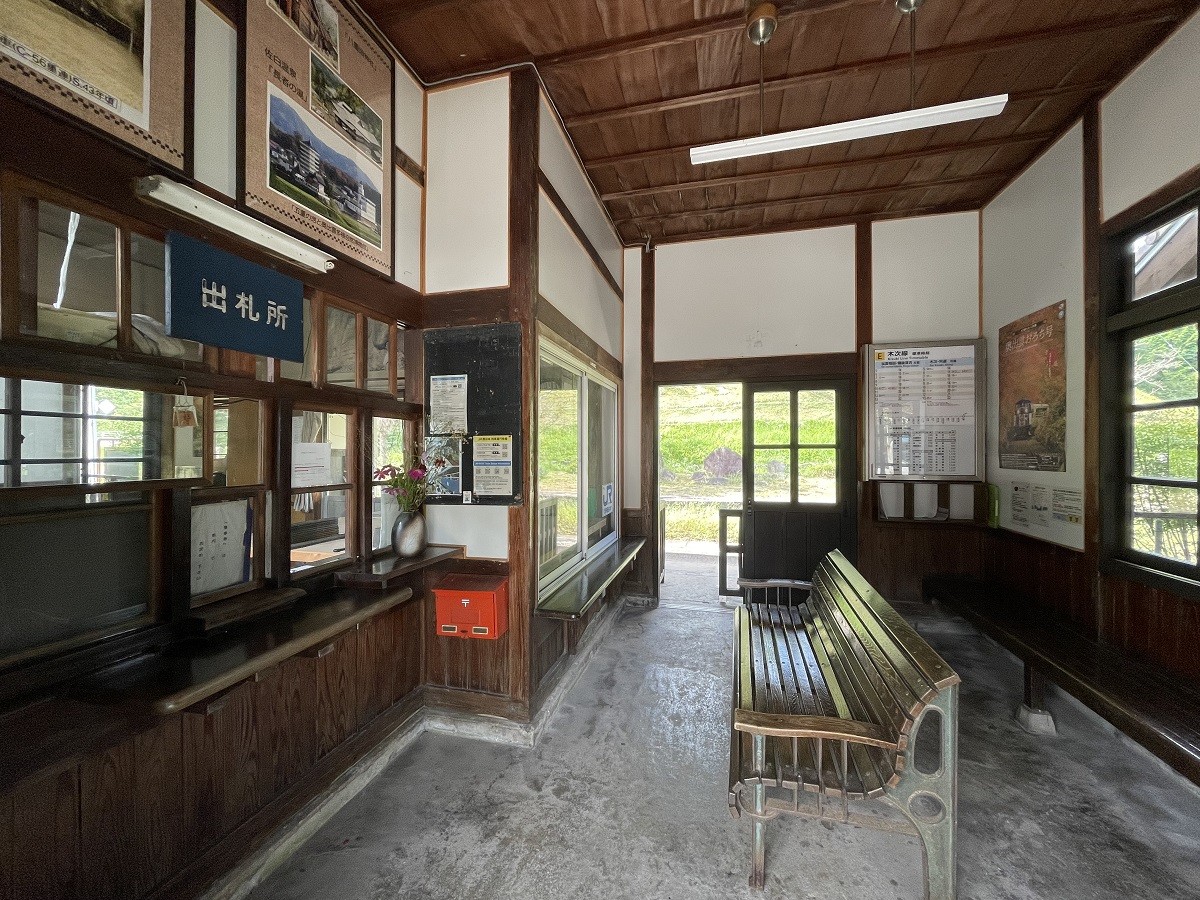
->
[[740, 380, 857, 581]]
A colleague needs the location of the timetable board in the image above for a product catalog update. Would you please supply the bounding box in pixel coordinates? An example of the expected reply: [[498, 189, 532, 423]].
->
[[865, 340, 985, 481]]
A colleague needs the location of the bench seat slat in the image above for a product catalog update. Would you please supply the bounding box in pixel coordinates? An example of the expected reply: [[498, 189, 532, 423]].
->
[[733, 710, 896, 748], [813, 570, 925, 737]]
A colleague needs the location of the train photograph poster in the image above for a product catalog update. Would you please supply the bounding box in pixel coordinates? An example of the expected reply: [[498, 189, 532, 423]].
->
[[245, 0, 392, 275], [0, 0, 186, 166], [999, 301, 1067, 472]]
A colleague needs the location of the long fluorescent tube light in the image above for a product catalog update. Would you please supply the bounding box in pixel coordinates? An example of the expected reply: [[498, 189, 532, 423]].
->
[[689, 94, 1009, 165], [134, 175, 336, 274]]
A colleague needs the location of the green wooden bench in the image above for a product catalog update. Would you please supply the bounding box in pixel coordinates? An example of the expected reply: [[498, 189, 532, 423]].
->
[[731, 550, 961, 897]]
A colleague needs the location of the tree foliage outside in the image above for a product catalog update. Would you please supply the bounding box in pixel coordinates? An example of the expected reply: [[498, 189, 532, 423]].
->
[[1130, 323, 1199, 563]]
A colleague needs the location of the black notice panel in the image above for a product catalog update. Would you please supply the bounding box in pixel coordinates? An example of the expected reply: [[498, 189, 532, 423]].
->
[[424, 323, 523, 505]]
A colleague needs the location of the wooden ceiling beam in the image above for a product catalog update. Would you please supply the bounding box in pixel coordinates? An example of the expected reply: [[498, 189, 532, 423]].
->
[[411, 0, 867, 80], [615, 171, 1011, 225], [599, 129, 1059, 203], [640, 200, 985, 246], [566, 6, 1185, 128]]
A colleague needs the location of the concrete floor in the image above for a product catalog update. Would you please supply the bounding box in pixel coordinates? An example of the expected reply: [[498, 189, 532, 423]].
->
[[249, 600, 1200, 900], [659, 551, 735, 608]]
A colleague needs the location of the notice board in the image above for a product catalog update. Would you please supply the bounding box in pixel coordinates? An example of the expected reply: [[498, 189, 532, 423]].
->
[[424, 323, 522, 505], [865, 339, 985, 481]]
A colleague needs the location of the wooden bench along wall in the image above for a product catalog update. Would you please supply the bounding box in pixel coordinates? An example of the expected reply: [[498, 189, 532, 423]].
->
[[730, 550, 961, 898]]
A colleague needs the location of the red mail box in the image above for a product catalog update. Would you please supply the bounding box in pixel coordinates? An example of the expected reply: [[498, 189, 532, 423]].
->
[[433, 574, 509, 640]]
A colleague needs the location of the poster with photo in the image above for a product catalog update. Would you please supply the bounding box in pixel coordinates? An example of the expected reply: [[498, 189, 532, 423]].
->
[[999, 301, 1067, 472], [245, 0, 392, 274], [0, 0, 186, 166]]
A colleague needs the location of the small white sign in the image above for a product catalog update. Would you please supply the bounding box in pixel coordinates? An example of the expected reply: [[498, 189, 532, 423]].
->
[[429, 373, 468, 434], [473, 434, 514, 497]]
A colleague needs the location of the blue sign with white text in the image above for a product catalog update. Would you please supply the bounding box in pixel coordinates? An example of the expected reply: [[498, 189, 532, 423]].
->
[[166, 232, 305, 362]]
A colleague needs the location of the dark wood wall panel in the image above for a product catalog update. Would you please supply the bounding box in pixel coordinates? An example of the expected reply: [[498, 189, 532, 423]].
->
[[983, 529, 1095, 632], [316, 631, 360, 759], [10, 768, 77, 900], [859, 522, 985, 605], [182, 682, 262, 855], [1100, 576, 1200, 682], [531, 615, 565, 689], [79, 719, 184, 900], [254, 657, 319, 803]]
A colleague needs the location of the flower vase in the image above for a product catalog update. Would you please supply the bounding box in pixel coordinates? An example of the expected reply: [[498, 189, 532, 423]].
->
[[391, 509, 428, 558]]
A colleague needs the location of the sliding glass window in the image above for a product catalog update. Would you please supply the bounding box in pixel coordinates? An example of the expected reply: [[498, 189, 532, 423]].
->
[[537, 342, 619, 591]]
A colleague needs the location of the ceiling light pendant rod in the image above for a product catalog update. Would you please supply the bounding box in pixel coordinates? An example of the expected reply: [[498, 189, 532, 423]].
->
[[690, 0, 1009, 166], [747, 3, 777, 139], [759, 43, 765, 136]]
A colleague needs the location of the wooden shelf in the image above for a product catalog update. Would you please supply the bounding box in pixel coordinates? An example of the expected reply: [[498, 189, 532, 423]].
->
[[185, 587, 308, 633], [336, 544, 465, 590], [536, 538, 645, 621]]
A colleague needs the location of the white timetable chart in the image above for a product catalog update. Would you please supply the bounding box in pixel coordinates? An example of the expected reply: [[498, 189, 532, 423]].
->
[[867, 341, 984, 480]]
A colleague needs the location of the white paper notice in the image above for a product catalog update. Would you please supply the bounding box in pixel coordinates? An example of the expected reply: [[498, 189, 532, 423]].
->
[[872, 344, 978, 478], [429, 374, 468, 434], [1052, 489, 1084, 527], [192, 499, 250, 595], [473, 434, 513, 497], [1011, 482, 1031, 527], [1031, 485, 1052, 528], [292, 442, 332, 488]]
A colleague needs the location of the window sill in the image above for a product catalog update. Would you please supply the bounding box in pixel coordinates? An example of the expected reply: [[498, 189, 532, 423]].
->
[[1100, 554, 1200, 604], [536, 538, 645, 620]]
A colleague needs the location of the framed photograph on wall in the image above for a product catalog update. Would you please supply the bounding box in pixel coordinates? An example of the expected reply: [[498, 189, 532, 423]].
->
[[0, 0, 187, 168], [244, 0, 393, 276]]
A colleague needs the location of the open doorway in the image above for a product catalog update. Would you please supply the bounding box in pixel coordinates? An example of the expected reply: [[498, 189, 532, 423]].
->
[[657, 383, 742, 606]]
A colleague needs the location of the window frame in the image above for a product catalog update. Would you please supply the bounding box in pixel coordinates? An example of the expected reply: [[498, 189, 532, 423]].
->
[[1100, 189, 1200, 599], [536, 339, 620, 596], [287, 403, 358, 577]]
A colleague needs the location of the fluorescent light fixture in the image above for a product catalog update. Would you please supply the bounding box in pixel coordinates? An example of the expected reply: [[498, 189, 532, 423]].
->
[[689, 94, 1009, 165], [134, 175, 336, 274]]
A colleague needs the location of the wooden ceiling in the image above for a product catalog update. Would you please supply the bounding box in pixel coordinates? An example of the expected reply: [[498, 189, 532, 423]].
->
[[363, 0, 1200, 246]]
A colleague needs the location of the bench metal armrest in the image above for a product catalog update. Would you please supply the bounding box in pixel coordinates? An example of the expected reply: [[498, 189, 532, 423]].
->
[[733, 709, 897, 750], [737, 578, 813, 591]]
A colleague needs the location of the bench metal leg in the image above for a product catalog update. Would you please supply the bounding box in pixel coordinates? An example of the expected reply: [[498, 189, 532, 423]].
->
[[886, 685, 958, 900], [1015, 663, 1057, 735], [750, 733, 767, 889]]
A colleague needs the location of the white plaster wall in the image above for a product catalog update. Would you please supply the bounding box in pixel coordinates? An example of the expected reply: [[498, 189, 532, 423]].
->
[[537, 192, 623, 359], [654, 227, 856, 361], [1102, 11, 1200, 221], [623, 248, 642, 509], [873, 212, 980, 342], [394, 64, 424, 165], [538, 95, 623, 287], [424, 75, 509, 292], [426, 505, 509, 559], [193, 1, 237, 198], [982, 125, 1085, 550], [394, 172, 421, 291]]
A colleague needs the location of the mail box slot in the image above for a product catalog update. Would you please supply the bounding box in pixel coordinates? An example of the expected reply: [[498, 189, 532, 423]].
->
[[433, 574, 509, 640]]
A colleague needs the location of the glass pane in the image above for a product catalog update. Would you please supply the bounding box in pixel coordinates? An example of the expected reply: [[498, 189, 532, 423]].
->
[[372, 416, 411, 473], [538, 356, 581, 580], [279, 298, 315, 381], [290, 489, 350, 571], [797, 449, 837, 503], [396, 326, 407, 399], [753, 391, 790, 445], [753, 448, 791, 503], [23, 380, 82, 414], [292, 409, 349, 487], [325, 305, 357, 387], [798, 390, 836, 445], [29, 202, 118, 348], [1131, 208, 1198, 302], [1132, 407, 1198, 480], [1130, 484, 1198, 564], [587, 380, 617, 549], [130, 234, 203, 361], [371, 485, 399, 551], [1132, 323, 1198, 405], [212, 398, 262, 487], [366, 318, 391, 393], [14, 383, 204, 486], [0, 377, 10, 411], [191, 498, 255, 599]]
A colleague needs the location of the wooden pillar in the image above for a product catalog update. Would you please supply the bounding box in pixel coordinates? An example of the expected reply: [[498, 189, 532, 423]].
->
[[639, 245, 658, 600]]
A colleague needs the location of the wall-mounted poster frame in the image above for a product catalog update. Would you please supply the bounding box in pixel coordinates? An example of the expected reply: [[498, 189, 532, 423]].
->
[[243, 0, 393, 276], [864, 338, 986, 482], [0, 0, 188, 169]]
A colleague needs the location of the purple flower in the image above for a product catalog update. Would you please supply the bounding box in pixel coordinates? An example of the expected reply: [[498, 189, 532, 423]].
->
[[408, 468, 426, 481]]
